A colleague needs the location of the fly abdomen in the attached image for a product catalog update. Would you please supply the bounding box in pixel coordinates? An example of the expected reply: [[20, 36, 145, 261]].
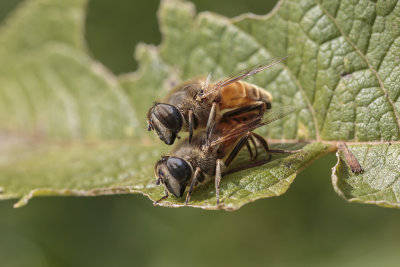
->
[[218, 81, 272, 110], [246, 82, 273, 110]]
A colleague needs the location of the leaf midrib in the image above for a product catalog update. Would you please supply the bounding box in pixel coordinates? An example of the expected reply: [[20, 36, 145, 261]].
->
[[315, 0, 400, 132], [229, 12, 321, 140]]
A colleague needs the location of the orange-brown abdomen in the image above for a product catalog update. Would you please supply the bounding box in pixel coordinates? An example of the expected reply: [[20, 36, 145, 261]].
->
[[218, 81, 272, 110], [215, 108, 263, 153]]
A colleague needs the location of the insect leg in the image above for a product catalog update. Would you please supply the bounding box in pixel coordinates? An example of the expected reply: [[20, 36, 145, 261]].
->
[[250, 132, 272, 161], [153, 189, 169, 205], [245, 141, 254, 161], [215, 159, 223, 205], [224, 134, 250, 167], [249, 135, 258, 160], [185, 167, 201, 205], [251, 132, 299, 155], [188, 110, 194, 143], [206, 102, 217, 140], [221, 102, 265, 120]]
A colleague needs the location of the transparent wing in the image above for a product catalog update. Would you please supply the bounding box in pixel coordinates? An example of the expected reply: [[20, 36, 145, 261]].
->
[[199, 55, 289, 99], [209, 105, 296, 147]]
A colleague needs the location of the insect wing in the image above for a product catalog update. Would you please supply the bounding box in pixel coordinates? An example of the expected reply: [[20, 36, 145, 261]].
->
[[200, 55, 289, 99], [210, 106, 296, 147]]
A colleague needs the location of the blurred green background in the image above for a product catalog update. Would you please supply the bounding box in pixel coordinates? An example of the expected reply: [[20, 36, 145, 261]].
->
[[1, 0, 400, 266]]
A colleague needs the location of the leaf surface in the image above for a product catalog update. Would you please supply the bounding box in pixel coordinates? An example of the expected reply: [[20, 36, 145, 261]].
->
[[0, 0, 399, 209], [333, 143, 400, 208]]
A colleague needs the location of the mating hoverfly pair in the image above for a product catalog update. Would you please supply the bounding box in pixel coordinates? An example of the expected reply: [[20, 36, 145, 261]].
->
[[147, 56, 296, 205]]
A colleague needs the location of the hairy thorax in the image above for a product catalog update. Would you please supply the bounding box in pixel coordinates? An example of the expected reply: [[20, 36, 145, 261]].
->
[[166, 78, 214, 131], [172, 132, 218, 176]]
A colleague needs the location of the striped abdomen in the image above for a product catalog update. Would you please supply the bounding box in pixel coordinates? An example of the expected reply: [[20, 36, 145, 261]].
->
[[218, 81, 272, 110]]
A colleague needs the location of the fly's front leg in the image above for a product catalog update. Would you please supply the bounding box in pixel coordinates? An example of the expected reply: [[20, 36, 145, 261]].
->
[[215, 133, 251, 205], [206, 102, 217, 140], [215, 159, 224, 205], [214, 134, 250, 205], [185, 167, 201, 205], [153, 189, 169, 205]]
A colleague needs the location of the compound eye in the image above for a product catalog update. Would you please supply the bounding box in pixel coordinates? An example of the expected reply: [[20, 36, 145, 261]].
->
[[150, 104, 183, 145], [162, 157, 192, 198], [154, 104, 183, 132], [155, 157, 169, 185], [166, 157, 192, 184]]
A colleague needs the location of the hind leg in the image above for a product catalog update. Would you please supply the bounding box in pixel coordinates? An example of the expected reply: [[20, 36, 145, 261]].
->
[[250, 132, 301, 154]]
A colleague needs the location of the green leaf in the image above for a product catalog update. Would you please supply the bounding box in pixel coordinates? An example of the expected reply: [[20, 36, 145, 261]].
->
[[0, 137, 330, 210], [0, 0, 399, 210], [333, 143, 400, 208], [148, 0, 400, 208], [0, 0, 138, 139], [0, 139, 163, 208]]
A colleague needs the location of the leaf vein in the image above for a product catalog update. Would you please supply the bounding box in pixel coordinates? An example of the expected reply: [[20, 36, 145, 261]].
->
[[232, 21, 321, 140], [315, 0, 400, 134], [319, 80, 340, 135], [39, 66, 81, 138], [363, 11, 377, 58]]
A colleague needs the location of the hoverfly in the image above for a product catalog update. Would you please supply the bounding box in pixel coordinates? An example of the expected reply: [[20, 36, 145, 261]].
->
[[147, 56, 289, 145], [154, 105, 296, 205]]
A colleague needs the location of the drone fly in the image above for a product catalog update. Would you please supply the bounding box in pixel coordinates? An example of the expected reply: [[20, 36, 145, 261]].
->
[[147, 56, 289, 145], [154, 105, 296, 205]]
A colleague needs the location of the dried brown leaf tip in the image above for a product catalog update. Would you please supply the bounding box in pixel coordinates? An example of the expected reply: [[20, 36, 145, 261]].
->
[[337, 143, 364, 174]]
